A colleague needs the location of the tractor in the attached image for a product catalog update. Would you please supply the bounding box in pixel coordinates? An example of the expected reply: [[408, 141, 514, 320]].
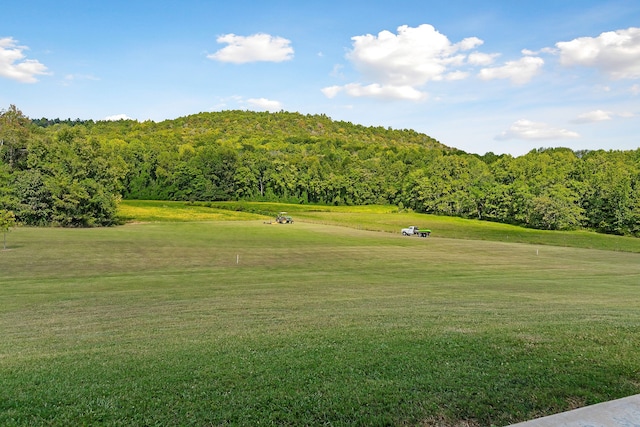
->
[[275, 212, 294, 224]]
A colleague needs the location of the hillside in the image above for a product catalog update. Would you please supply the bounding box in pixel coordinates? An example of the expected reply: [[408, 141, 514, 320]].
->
[[33, 110, 447, 150], [2, 105, 640, 236]]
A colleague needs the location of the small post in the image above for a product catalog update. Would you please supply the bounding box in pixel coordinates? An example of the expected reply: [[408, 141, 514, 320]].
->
[[236, 254, 239, 265]]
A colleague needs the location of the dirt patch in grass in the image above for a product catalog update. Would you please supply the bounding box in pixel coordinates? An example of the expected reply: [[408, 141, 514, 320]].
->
[[565, 396, 587, 410], [419, 416, 481, 427]]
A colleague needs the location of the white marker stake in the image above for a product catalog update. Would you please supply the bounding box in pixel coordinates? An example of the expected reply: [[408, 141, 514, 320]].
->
[[237, 254, 239, 264]]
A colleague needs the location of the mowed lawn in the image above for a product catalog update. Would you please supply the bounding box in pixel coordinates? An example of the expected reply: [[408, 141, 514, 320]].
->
[[1, 213, 639, 425]]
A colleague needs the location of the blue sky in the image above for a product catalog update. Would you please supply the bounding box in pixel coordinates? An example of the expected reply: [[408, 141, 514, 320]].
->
[[1, 0, 639, 156]]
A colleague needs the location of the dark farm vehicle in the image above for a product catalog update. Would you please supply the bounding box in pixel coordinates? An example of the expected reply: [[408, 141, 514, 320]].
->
[[275, 212, 294, 224]]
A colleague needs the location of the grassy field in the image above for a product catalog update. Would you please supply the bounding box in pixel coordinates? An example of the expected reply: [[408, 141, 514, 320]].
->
[[196, 200, 640, 253], [1, 201, 639, 426]]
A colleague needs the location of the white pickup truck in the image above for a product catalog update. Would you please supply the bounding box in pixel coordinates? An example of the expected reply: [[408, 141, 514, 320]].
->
[[401, 225, 431, 237]]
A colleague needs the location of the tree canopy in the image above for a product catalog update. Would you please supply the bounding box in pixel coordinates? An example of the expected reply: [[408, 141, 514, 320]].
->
[[1, 105, 639, 236]]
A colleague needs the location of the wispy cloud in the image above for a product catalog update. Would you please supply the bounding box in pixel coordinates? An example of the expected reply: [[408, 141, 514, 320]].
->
[[572, 109, 614, 123], [496, 119, 580, 141], [478, 56, 544, 85], [62, 73, 100, 86], [572, 109, 636, 123], [322, 83, 427, 101], [0, 37, 49, 83], [207, 33, 294, 64], [329, 64, 344, 79], [467, 52, 500, 66]]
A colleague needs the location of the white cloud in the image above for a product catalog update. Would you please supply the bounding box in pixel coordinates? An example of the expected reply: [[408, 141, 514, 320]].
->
[[479, 56, 544, 85], [104, 114, 133, 121], [444, 70, 469, 81], [322, 83, 427, 101], [246, 97, 282, 111], [207, 33, 294, 64], [457, 37, 484, 51], [572, 109, 636, 123], [632, 84, 640, 95], [325, 24, 500, 101], [555, 27, 640, 79], [321, 85, 342, 99], [496, 119, 580, 140], [467, 52, 499, 66], [0, 37, 49, 83], [572, 109, 614, 123], [346, 24, 484, 87], [522, 47, 556, 56], [357, 83, 424, 100]]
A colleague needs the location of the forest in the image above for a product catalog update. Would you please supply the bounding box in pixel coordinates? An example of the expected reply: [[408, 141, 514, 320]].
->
[[1, 104, 639, 235]]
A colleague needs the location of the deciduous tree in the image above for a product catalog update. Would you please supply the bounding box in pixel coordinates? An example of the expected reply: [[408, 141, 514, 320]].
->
[[0, 105, 31, 169], [0, 209, 15, 250]]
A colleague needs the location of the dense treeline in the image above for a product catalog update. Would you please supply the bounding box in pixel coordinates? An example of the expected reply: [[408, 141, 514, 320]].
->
[[1, 104, 639, 235], [1, 105, 125, 226]]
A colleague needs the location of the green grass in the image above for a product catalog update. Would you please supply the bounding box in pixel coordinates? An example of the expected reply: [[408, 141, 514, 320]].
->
[[200, 200, 640, 253], [117, 200, 266, 222], [1, 202, 639, 426]]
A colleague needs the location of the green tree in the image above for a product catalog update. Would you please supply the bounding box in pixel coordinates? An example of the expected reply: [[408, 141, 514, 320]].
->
[[10, 169, 52, 225], [488, 149, 582, 229], [0, 162, 15, 209], [24, 126, 127, 226], [0, 209, 16, 250], [193, 145, 238, 200], [0, 105, 31, 169], [410, 153, 490, 217], [530, 184, 584, 230], [578, 150, 640, 235]]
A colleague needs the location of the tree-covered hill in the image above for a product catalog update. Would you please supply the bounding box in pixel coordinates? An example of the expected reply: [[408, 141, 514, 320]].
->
[[1, 104, 639, 236]]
